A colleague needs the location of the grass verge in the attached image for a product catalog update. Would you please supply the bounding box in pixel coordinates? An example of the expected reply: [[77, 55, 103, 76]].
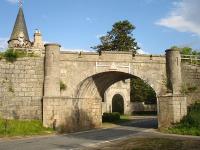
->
[[0, 118, 53, 137]]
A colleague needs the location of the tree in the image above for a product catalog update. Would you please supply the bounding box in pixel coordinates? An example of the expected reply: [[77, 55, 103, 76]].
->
[[93, 20, 139, 53], [130, 77, 157, 104], [171, 46, 200, 56]]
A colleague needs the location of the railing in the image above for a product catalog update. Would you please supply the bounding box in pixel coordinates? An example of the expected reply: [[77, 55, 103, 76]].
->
[[181, 55, 200, 65]]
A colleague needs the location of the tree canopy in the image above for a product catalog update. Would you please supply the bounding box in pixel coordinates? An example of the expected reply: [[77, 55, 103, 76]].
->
[[171, 46, 200, 55], [93, 20, 139, 54], [130, 77, 157, 104]]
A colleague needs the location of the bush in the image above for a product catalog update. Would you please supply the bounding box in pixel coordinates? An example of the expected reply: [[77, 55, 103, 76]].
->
[[4, 49, 18, 62], [102, 112, 120, 122], [168, 102, 200, 136], [60, 81, 67, 91], [0, 49, 38, 63], [180, 102, 200, 128]]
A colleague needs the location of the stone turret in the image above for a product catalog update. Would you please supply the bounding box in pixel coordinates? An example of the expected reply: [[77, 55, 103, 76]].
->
[[8, 7, 31, 49], [166, 48, 182, 94], [44, 43, 61, 97]]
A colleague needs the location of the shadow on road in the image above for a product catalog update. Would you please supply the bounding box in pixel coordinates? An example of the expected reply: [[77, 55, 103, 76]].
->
[[63, 116, 158, 141], [118, 116, 158, 129]]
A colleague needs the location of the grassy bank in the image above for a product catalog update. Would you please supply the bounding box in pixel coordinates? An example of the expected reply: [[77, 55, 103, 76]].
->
[[0, 119, 53, 137], [167, 102, 200, 136]]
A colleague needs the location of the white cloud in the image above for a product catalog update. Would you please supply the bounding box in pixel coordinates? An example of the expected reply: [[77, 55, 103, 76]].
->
[[6, 0, 18, 4], [0, 38, 8, 51], [156, 0, 200, 36]]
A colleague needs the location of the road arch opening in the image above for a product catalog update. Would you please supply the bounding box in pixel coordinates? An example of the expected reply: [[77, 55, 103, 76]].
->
[[75, 71, 159, 129]]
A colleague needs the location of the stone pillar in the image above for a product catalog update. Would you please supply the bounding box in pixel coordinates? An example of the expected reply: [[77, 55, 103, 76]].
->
[[158, 48, 187, 128], [165, 48, 182, 94], [158, 95, 187, 128], [44, 43, 61, 97]]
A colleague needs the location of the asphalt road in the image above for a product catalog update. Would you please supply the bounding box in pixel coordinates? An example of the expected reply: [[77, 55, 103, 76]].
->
[[0, 116, 157, 150]]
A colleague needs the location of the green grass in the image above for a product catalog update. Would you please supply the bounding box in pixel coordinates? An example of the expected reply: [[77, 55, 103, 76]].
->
[[0, 118, 53, 137], [167, 102, 200, 136]]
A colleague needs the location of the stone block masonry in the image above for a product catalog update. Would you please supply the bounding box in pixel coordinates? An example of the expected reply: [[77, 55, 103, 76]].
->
[[158, 95, 187, 128], [181, 64, 200, 105], [43, 97, 102, 132], [0, 57, 44, 120]]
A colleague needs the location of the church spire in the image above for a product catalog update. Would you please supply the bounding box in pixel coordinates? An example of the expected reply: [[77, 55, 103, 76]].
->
[[8, 0, 31, 48]]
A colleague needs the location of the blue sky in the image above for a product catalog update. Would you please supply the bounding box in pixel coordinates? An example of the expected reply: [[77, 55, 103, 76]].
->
[[0, 0, 200, 54]]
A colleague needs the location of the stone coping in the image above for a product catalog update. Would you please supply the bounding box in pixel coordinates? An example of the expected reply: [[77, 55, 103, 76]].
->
[[60, 51, 165, 57], [43, 96, 102, 100]]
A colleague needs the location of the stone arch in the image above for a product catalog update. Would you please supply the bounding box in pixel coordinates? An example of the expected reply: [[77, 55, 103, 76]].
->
[[112, 94, 124, 114], [76, 71, 158, 100]]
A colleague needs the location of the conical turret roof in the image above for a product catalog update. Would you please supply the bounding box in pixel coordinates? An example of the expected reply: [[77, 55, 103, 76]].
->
[[9, 7, 30, 42]]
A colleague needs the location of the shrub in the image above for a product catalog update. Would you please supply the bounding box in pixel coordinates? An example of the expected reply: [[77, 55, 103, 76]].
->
[[0, 49, 38, 63], [168, 102, 200, 136], [60, 81, 66, 91], [102, 112, 120, 122], [180, 102, 200, 128], [4, 49, 18, 62]]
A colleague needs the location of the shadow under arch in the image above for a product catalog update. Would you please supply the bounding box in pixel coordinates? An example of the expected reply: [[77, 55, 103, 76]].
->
[[76, 71, 133, 99], [76, 71, 157, 101]]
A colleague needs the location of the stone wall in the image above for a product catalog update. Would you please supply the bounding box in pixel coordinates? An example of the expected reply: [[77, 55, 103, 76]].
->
[[158, 95, 187, 128], [181, 63, 200, 105], [59, 51, 166, 98], [131, 102, 157, 112], [103, 80, 131, 115], [0, 57, 44, 119], [43, 97, 102, 132]]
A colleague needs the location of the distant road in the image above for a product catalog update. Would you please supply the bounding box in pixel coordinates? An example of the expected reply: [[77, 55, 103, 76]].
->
[[0, 116, 158, 150]]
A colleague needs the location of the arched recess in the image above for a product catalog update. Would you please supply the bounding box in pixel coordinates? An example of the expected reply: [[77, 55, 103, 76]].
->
[[112, 94, 124, 114]]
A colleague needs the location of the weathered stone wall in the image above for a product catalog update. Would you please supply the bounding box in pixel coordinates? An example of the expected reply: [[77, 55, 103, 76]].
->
[[181, 63, 200, 105], [59, 51, 167, 99], [103, 80, 131, 114], [43, 97, 101, 132], [131, 102, 157, 112], [158, 95, 187, 128], [0, 57, 44, 119]]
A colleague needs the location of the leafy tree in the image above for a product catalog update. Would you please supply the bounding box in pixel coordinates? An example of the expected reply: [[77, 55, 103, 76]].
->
[[171, 46, 200, 56], [93, 20, 156, 104], [93, 20, 139, 53], [181, 47, 192, 55], [130, 77, 157, 104]]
